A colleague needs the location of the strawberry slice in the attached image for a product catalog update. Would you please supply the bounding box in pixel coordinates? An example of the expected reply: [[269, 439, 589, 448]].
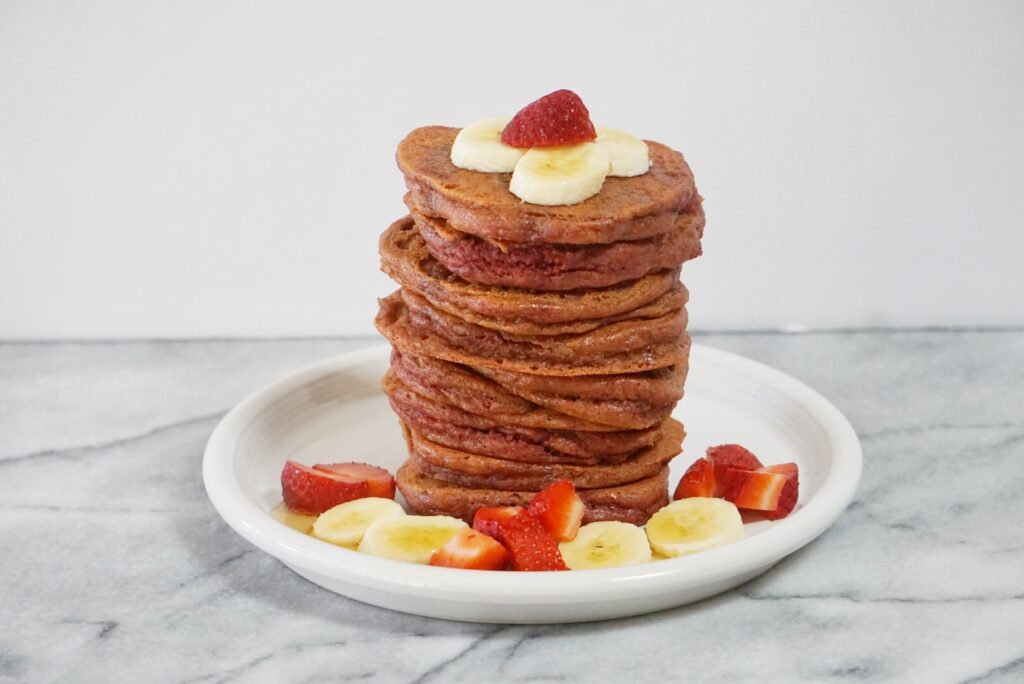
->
[[707, 443, 763, 471], [707, 444, 764, 496], [281, 460, 370, 515], [673, 457, 716, 499], [491, 511, 568, 571], [501, 89, 597, 148], [759, 463, 799, 520], [718, 467, 788, 511], [528, 480, 585, 542], [429, 528, 510, 570], [472, 506, 524, 539], [312, 462, 396, 500]]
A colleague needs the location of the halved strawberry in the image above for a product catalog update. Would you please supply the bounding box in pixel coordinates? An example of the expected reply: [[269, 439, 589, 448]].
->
[[491, 511, 568, 571], [707, 444, 763, 470], [528, 480, 585, 542], [429, 528, 509, 570], [501, 89, 597, 148], [472, 506, 524, 539], [673, 457, 716, 500], [312, 462, 396, 500], [759, 463, 799, 520], [718, 467, 788, 511], [281, 460, 370, 515], [707, 444, 763, 496]]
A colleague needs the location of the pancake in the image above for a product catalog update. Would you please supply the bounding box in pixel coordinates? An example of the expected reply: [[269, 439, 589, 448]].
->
[[476, 363, 687, 430], [411, 198, 703, 291], [376, 289, 689, 376], [438, 285, 687, 338], [384, 371, 656, 465], [389, 350, 621, 432], [397, 459, 671, 525], [380, 215, 689, 335], [404, 418, 684, 491], [392, 350, 687, 431], [397, 126, 696, 245]]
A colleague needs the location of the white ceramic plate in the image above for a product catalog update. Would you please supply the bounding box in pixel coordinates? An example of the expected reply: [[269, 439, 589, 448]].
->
[[203, 344, 861, 624]]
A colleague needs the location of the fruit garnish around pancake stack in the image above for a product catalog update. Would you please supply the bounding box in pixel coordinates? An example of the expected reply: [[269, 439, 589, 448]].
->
[[275, 464, 804, 570]]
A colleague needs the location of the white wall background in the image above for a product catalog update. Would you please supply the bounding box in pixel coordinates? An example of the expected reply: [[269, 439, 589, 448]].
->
[[1, 1, 1022, 339]]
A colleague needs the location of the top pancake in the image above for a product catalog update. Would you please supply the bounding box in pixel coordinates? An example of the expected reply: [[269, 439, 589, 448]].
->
[[397, 126, 697, 245]]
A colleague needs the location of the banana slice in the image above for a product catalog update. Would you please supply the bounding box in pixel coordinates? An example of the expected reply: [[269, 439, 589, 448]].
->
[[358, 515, 468, 564], [559, 521, 652, 570], [450, 117, 526, 173], [595, 127, 650, 177], [645, 498, 744, 557], [509, 143, 611, 205], [312, 497, 406, 548]]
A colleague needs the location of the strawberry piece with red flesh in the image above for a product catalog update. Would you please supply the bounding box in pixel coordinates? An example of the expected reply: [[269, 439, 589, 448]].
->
[[281, 460, 370, 515], [718, 467, 788, 511], [527, 480, 585, 542], [313, 462, 396, 500], [759, 463, 799, 520], [491, 511, 568, 571], [429, 528, 510, 570], [707, 443, 763, 470], [500, 89, 597, 148], [472, 506, 524, 539], [673, 457, 716, 500], [707, 444, 764, 497]]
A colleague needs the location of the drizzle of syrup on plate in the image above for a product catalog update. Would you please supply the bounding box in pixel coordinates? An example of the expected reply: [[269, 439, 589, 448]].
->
[[271, 502, 316, 534]]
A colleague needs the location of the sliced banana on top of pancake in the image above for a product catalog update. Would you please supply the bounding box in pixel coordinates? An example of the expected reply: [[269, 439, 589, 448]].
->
[[509, 143, 611, 206], [449, 111, 651, 206], [358, 514, 468, 564], [645, 497, 744, 557], [559, 521, 652, 570], [450, 118, 526, 173], [595, 127, 651, 177]]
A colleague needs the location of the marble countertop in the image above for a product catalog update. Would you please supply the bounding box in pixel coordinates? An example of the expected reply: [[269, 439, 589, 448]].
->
[[2, 331, 1022, 683]]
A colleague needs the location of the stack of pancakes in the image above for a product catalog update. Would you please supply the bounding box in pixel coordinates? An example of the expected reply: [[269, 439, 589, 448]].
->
[[375, 126, 704, 525]]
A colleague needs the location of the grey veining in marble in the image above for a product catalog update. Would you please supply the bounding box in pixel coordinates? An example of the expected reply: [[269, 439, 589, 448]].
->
[[1, 332, 1022, 683]]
